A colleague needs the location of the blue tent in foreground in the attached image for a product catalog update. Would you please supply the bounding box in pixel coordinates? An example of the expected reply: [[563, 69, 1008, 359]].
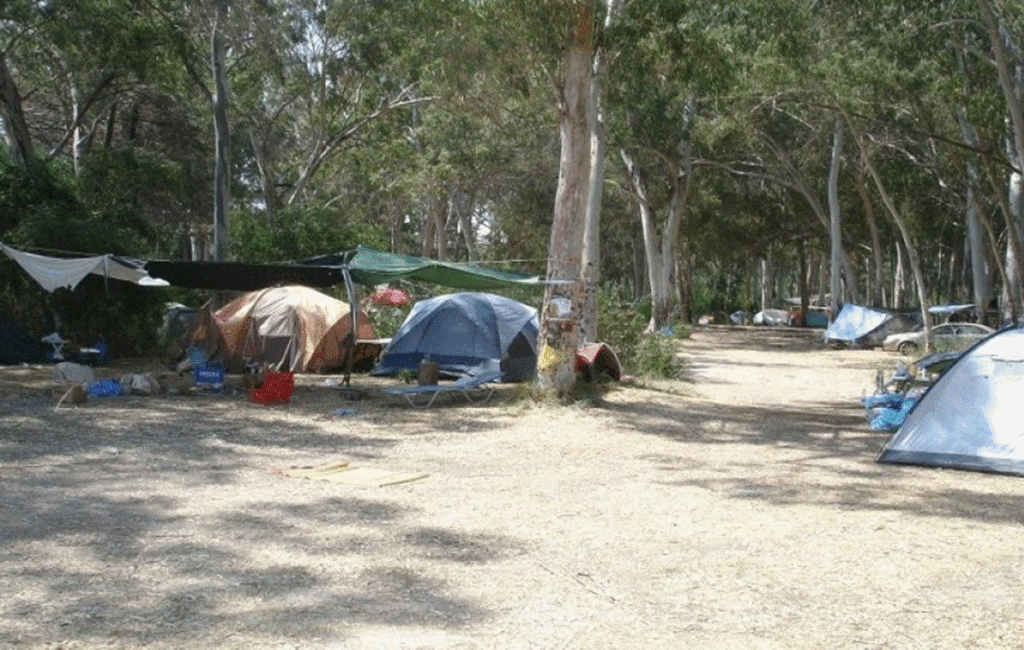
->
[[371, 293, 538, 382]]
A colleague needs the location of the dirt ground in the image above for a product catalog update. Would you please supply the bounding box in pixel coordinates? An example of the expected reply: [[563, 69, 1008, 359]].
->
[[3, 326, 1024, 650]]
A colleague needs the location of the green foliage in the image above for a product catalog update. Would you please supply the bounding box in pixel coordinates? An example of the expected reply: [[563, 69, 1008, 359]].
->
[[230, 205, 388, 263], [632, 333, 684, 379], [0, 157, 165, 357], [597, 284, 684, 378], [365, 304, 411, 339]]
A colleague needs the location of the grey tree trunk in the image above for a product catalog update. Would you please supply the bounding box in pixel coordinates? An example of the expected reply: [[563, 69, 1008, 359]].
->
[[211, 0, 231, 263], [978, 0, 1024, 321], [0, 52, 34, 168], [537, 2, 594, 396], [579, 0, 623, 344], [828, 116, 844, 315], [862, 151, 933, 351], [854, 164, 885, 307]]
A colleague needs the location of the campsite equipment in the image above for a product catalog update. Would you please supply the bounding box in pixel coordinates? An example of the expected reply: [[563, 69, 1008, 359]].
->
[[41, 332, 68, 361], [417, 355, 439, 385], [371, 292, 538, 381], [0, 312, 44, 365], [824, 304, 920, 348], [75, 342, 108, 366], [383, 367, 503, 408], [88, 378, 124, 398], [575, 343, 622, 382], [862, 390, 922, 431], [182, 285, 378, 374], [188, 345, 225, 392], [877, 327, 1024, 476], [249, 370, 295, 404], [52, 362, 94, 388]]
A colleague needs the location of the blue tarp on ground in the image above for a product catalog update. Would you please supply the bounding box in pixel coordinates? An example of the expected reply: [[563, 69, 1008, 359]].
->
[[371, 292, 538, 382], [824, 304, 892, 343]]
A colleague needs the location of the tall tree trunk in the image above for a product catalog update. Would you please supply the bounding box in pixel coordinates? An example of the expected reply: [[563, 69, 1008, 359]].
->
[[817, 251, 828, 308], [620, 149, 686, 332], [579, 0, 623, 343], [862, 149, 933, 351], [978, 0, 1024, 321], [537, 1, 594, 396], [0, 52, 34, 168], [854, 162, 884, 307], [828, 115, 844, 315], [893, 240, 906, 310], [1004, 170, 1024, 322], [211, 0, 231, 263], [956, 108, 995, 322], [766, 138, 858, 305], [251, 132, 281, 222], [457, 195, 477, 262], [798, 237, 809, 326]]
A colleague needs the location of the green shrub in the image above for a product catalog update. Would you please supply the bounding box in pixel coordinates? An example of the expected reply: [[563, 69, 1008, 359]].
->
[[596, 284, 684, 379], [0, 157, 164, 357], [633, 333, 684, 379]]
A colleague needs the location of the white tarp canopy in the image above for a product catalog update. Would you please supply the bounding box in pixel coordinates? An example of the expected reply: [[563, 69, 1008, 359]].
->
[[0, 242, 168, 292], [823, 304, 891, 342], [877, 327, 1024, 476]]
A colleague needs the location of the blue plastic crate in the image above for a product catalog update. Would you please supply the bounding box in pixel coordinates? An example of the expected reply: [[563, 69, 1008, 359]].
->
[[195, 363, 224, 391]]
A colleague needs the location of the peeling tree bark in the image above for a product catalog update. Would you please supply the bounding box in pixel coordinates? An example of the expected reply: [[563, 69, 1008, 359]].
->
[[537, 1, 594, 397], [579, 0, 623, 344]]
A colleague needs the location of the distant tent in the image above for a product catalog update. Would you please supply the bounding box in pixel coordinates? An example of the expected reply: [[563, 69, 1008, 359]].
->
[[183, 285, 378, 373], [824, 304, 919, 347], [0, 312, 44, 365], [824, 304, 891, 343], [877, 327, 1024, 476], [372, 292, 538, 381]]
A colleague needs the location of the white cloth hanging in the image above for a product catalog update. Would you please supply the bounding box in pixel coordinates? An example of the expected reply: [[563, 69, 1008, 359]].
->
[[0, 242, 168, 292]]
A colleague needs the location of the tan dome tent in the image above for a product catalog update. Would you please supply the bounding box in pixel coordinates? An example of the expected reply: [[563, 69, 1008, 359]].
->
[[184, 285, 377, 373]]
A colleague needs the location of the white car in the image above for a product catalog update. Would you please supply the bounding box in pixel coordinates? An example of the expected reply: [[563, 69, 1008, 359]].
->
[[882, 322, 994, 354]]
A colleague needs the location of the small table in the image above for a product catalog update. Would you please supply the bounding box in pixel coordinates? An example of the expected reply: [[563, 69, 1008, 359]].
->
[[41, 332, 68, 361]]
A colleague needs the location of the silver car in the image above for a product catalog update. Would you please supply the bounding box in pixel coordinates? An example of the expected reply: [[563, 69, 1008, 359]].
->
[[882, 322, 994, 354]]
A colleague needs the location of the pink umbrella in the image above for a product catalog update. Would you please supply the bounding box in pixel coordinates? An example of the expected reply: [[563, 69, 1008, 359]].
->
[[369, 287, 410, 307]]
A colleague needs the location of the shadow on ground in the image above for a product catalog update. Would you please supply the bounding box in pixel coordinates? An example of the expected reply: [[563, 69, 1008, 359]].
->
[[0, 396, 521, 646]]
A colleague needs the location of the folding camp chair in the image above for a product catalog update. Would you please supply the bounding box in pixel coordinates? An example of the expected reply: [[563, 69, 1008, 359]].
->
[[382, 369, 503, 408]]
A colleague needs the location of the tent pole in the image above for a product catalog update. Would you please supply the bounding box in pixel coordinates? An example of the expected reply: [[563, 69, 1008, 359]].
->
[[343, 266, 358, 386]]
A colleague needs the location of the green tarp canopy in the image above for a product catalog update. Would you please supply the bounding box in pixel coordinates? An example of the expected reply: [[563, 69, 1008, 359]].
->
[[144, 246, 538, 292], [306, 246, 539, 290]]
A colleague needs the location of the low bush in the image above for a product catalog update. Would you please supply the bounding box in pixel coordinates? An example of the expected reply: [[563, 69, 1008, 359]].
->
[[596, 285, 685, 379]]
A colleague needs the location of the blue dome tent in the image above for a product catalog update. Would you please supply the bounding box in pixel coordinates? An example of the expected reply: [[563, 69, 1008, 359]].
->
[[371, 293, 538, 382]]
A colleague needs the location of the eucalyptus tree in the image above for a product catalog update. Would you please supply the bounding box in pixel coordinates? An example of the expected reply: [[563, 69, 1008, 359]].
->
[[0, 0, 176, 171], [538, 0, 596, 395], [471, 0, 605, 395], [605, 2, 739, 331], [974, 0, 1024, 321]]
